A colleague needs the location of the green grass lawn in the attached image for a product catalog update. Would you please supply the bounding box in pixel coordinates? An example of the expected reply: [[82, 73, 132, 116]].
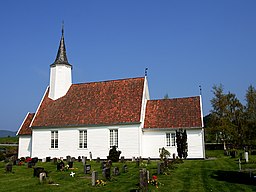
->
[[1, 151, 256, 192], [0, 136, 18, 144]]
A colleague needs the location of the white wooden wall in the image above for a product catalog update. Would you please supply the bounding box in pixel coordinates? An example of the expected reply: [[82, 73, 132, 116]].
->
[[18, 135, 32, 158], [142, 128, 205, 159], [31, 124, 140, 159]]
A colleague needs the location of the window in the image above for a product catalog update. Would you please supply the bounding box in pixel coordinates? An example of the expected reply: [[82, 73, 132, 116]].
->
[[51, 131, 58, 148], [110, 129, 118, 148], [166, 133, 176, 147], [79, 130, 87, 148]]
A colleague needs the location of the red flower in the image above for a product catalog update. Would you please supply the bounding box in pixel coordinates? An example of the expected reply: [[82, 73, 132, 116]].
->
[[152, 175, 158, 180]]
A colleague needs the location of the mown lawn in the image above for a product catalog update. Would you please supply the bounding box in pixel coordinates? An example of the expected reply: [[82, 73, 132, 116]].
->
[[1, 151, 256, 192]]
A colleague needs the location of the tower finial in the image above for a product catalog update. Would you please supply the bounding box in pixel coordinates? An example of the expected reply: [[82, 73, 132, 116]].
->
[[145, 68, 148, 76], [62, 21, 64, 36]]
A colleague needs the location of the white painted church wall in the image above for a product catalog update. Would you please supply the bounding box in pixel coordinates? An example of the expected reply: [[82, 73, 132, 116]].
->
[[142, 128, 205, 159], [31, 124, 140, 159], [18, 135, 32, 158]]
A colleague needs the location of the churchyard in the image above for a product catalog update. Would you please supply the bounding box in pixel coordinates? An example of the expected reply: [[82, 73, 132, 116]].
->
[[1, 150, 256, 191]]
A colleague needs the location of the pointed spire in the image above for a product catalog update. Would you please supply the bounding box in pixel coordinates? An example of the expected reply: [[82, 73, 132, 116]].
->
[[52, 22, 71, 66]]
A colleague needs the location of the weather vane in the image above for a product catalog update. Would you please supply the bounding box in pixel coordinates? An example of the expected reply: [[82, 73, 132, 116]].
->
[[145, 68, 148, 76]]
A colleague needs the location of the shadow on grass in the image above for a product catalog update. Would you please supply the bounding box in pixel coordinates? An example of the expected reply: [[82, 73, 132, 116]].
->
[[212, 170, 255, 185]]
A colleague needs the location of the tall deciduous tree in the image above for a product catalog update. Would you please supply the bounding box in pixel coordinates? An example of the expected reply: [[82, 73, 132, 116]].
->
[[210, 84, 243, 147]]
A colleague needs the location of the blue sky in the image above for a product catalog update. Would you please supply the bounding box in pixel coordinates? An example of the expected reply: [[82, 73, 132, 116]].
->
[[0, 0, 255, 132]]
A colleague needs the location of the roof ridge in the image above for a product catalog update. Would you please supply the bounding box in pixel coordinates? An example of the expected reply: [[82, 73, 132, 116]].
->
[[149, 95, 200, 101], [72, 76, 145, 86]]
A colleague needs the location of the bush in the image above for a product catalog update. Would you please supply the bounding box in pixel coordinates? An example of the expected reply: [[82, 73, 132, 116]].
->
[[108, 146, 121, 162]]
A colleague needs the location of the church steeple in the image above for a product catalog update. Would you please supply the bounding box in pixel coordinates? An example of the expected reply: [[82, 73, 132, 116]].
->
[[49, 24, 73, 100], [51, 23, 71, 66]]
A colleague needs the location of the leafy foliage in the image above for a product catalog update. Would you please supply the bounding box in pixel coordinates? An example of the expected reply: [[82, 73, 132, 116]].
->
[[176, 129, 188, 159], [108, 146, 121, 162], [207, 84, 256, 148], [159, 147, 170, 161]]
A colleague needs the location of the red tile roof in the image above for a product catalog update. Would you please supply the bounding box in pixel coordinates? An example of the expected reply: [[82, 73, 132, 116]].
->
[[144, 96, 202, 129], [31, 77, 145, 127], [17, 113, 35, 135]]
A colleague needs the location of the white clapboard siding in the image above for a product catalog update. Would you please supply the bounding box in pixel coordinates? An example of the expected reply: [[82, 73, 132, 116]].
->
[[31, 124, 140, 159], [18, 135, 32, 158]]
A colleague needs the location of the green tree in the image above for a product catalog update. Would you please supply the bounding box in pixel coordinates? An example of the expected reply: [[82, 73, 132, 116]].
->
[[245, 85, 256, 145], [176, 129, 188, 159], [210, 84, 244, 148]]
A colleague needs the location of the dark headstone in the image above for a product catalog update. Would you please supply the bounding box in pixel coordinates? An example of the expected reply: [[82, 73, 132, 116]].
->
[[120, 156, 125, 163], [122, 164, 128, 173], [103, 167, 111, 180], [33, 167, 45, 177], [53, 158, 57, 164], [172, 153, 176, 159], [147, 157, 151, 164], [31, 157, 38, 164], [113, 167, 119, 176], [66, 156, 71, 162], [78, 156, 81, 162], [46, 157, 51, 162], [89, 152, 92, 161], [71, 157, 76, 162], [101, 161, 107, 169], [107, 160, 112, 167], [68, 161, 73, 168], [136, 158, 140, 167], [96, 157, 100, 163], [157, 162, 163, 175], [5, 164, 12, 173], [139, 168, 148, 191], [84, 164, 91, 174], [27, 161, 33, 168], [57, 161, 65, 171]]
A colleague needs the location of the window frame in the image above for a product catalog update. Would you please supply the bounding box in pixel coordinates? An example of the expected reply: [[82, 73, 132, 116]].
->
[[51, 131, 58, 149], [109, 129, 118, 148], [79, 130, 88, 149], [166, 132, 176, 147]]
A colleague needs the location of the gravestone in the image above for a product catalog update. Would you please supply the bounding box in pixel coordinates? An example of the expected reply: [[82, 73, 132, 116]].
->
[[42, 158, 46, 163], [32, 157, 38, 164], [68, 161, 73, 168], [71, 157, 76, 162], [157, 162, 164, 175], [113, 167, 119, 176], [132, 157, 135, 161], [78, 156, 81, 162], [27, 161, 33, 168], [101, 161, 107, 169], [66, 156, 71, 162], [82, 156, 87, 165], [34, 167, 45, 177], [139, 156, 143, 163], [103, 167, 111, 180], [52, 158, 57, 164], [92, 171, 98, 186], [122, 164, 128, 173], [57, 161, 65, 171], [147, 157, 151, 164], [89, 152, 92, 161], [84, 164, 91, 174], [245, 152, 249, 163], [39, 172, 47, 184], [172, 153, 176, 159], [120, 156, 125, 163], [96, 157, 100, 163], [5, 164, 12, 173], [136, 158, 140, 167], [139, 168, 148, 191], [107, 160, 112, 167], [46, 157, 51, 162]]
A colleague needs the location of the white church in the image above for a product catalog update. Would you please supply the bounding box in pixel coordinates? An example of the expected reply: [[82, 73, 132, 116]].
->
[[17, 29, 205, 160]]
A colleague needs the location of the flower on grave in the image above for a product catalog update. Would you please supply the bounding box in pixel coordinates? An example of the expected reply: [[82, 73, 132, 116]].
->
[[70, 172, 75, 177], [149, 175, 161, 188], [96, 179, 107, 186], [64, 164, 69, 171]]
